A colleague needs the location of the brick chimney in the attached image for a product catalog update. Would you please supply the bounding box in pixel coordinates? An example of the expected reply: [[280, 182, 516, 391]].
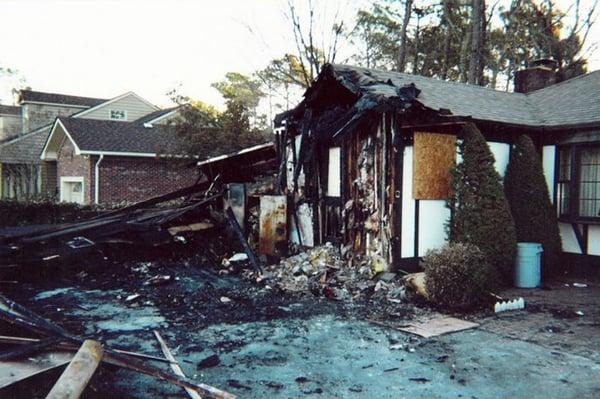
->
[[514, 59, 558, 93]]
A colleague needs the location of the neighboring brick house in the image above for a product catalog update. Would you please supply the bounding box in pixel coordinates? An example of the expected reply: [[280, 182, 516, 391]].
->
[[2, 89, 197, 204], [0, 104, 21, 142], [0, 90, 108, 199], [40, 102, 198, 205]]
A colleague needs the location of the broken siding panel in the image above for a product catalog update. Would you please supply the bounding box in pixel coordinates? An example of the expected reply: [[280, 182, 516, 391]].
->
[[259, 195, 287, 256], [286, 135, 304, 194], [290, 203, 314, 247], [559, 222, 583, 254], [413, 132, 456, 199]]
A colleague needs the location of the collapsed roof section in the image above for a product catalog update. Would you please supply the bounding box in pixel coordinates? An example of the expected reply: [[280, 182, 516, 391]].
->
[[283, 64, 600, 140]]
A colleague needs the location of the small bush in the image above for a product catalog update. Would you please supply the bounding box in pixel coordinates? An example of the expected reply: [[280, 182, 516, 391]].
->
[[422, 243, 492, 310]]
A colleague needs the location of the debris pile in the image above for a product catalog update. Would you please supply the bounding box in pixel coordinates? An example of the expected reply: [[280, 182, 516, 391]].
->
[[263, 243, 407, 303]]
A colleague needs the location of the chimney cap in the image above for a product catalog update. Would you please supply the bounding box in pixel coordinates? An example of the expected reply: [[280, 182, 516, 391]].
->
[[529, 58, 558, 70]]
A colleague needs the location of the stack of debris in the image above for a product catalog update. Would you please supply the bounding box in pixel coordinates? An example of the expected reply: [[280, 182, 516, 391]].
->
[[263, 243, 407, 303]]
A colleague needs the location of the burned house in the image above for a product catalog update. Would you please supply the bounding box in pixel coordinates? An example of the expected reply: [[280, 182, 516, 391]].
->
[[277, 62, 600, 270]]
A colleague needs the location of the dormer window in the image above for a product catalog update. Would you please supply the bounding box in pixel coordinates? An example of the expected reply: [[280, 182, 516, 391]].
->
[[109, 109, 127, 121]]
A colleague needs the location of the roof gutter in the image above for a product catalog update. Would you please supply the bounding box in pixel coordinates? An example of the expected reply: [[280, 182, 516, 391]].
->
[[94, 154, 104, 204]]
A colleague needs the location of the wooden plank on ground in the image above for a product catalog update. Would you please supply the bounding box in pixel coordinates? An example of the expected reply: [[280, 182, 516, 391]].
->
[[397, 316, 479, 338], [46, 339, 104, 399], [154, 330, 203, 399]]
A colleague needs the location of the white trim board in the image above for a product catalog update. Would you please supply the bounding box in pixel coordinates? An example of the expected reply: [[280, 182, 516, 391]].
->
[[144, 108, 180, 125], [196, 142, 274, 166], [40, 119, 83, 160]]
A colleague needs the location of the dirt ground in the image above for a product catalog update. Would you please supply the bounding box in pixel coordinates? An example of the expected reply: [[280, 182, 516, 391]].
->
[[1, 253, 599, 398]]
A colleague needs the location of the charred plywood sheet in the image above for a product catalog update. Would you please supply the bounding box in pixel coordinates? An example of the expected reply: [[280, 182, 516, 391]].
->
[[413, 132, 456, 200], [259, 195, 287, 256]]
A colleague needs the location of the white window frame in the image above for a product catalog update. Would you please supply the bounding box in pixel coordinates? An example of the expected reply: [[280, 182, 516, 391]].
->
[[109, 109, 128, 121], [59, 176, 85, 204]]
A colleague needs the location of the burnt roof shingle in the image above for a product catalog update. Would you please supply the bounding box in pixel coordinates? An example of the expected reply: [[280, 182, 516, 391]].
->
[[325, 64, 600, 129], [19, 90, 107, 108]]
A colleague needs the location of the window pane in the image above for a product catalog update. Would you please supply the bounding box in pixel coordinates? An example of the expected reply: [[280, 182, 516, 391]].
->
[[579, 146, 600, 217], [558, 148, 571, 181], [558, 183, 569, 216]]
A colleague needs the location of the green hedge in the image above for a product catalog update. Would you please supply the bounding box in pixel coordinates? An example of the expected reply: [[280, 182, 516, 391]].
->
[[0, 199, 98, 228], [447, 123, 517, 286]]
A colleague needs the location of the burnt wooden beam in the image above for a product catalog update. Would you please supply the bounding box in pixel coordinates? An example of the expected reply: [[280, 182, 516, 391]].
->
[[0, 337, 61, 361], [46, 340, 104, 399]]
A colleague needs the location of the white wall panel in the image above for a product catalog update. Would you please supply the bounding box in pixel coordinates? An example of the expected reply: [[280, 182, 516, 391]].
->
[[418, 200, 450, 256], [489, 142, 510, 177], [542, 145, 556, 203], [587, 225, 600, 256], [401, 146, 415, 257]]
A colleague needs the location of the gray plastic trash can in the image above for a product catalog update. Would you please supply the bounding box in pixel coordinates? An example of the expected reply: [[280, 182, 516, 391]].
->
[[514, 242, 543, 288]]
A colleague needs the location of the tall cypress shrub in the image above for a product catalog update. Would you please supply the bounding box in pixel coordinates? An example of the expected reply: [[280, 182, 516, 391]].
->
[[504, 134, 562, 278], [447, 123, 517, 286]]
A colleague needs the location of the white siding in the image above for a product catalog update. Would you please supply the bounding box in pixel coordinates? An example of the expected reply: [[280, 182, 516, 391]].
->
[[489, 142, 510, 177], [559, 222, 582, 254], [418, 200, 449, 256], [76, 93, 157, 121], [587, 225, 600, 256], [401, 146, 415, 257], [542, 145, 556, 203]]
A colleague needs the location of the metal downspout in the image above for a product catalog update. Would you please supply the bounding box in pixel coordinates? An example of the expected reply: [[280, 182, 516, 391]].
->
[[94, 154, 104, 204]]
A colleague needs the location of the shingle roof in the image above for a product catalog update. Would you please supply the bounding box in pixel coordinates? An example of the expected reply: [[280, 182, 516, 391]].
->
[[0, 105, 20, 116], [326, 64, 600, 128], [527, 70, 600, 127], [19, 90, 107, 108], [57, 117, 179, 154], [134, 107, 179, 124], [0, 125, 52, 164]]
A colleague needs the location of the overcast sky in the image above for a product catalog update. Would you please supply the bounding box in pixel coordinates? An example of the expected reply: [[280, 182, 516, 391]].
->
[[0, 0, 598, 109]]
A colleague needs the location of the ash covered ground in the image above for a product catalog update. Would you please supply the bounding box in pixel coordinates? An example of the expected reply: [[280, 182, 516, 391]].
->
[[1, 243, 599, 398]]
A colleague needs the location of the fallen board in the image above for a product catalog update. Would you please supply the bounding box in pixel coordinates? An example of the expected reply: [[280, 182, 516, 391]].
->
[[0, 350, 73, 388], [397, 316, 479, 338]]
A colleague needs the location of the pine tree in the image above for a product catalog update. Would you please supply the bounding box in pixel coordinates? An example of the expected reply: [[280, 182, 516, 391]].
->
[[447, 123, 517, 286], [504, 134, 562, 278]]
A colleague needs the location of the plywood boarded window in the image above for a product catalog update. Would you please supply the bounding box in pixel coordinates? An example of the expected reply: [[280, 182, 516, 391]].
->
[[413, 132, 456, 199]]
